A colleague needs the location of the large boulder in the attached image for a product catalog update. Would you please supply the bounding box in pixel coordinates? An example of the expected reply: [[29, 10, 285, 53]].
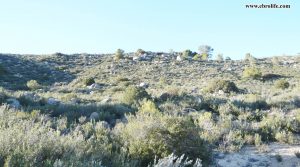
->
[[90, 112, 100, 120]]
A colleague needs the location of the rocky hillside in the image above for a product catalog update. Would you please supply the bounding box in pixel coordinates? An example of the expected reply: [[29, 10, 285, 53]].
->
[[0, 52, 300, 167]]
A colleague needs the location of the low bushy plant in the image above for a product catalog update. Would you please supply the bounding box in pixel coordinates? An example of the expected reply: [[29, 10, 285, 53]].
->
[[254, 133, 262, 147], [0, 64, 7, 75], [275, 131, 295, 144], [115, 112, 210, 166], [26, 80, 41, 90], [121, 86, 150, 108], [84, 77, 95, 86], [139, 99, 160, 114], [274, 79, 289, 89], [219, 130, 245, 152], [275, 154, 282, 162], [0, 106, 115, 167], [242, 67, 262, 80], [114, 49, 125, 61], [206, 79, 239, 93], [295, 151, 300, 158]]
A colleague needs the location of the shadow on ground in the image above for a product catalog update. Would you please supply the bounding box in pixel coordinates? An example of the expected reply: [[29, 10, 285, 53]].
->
[[0, 54, 75, 90]]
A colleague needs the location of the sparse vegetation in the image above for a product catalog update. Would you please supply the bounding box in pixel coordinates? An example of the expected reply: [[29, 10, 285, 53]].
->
[[1, 53, 300, 166]]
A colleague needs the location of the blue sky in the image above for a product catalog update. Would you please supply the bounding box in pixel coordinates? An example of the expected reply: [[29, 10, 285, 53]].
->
[[0, 0, 299, 59]]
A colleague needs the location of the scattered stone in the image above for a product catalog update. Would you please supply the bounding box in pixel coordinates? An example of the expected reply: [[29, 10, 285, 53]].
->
[[195, 96, 203, 104], [176, 55, 182, 61], [139, 82, 149, 88], [101, 97, 112, 104], [47, 98, 60, 105], [218, 90, 225, 95], [90, 112, 100, 120], [70, 98, 80, 104], [181, 108, 197, 115], [133, 56, 140, 61], [87, 83, 102, 90], [53, 82, 67, 86]]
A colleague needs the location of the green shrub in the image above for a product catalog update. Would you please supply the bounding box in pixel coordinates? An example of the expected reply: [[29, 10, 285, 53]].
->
[[139, 100, 160, 114], [206, 80, 239, 93], [114, 49, 125, 61], [275, 131, 295, 144], [116, 113, 210, 166], [254, 133, 262, 147], [192, 54, 201, 61], [182, 50, 193, 60], [121, 86, 150, 107], [84, 77, 95, 86], [26, 80, 41, 90], [274, 79, 289, 89], [288, 110, 300, 133], [219, 130, 245, 152], [275, 154, 282, 162], [259, 111, 296, 141], [242, 67, 262, 80], [0, 64, 7, 75], [0, 92, 7, 104], [135, 49, 146, 56], [295, 151, 300, 158], [195, 112, 222, 144], [0, 107, 115, 167]]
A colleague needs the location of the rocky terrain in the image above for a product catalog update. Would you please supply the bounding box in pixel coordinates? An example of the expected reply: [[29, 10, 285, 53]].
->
[[0, 52, 300, 167]]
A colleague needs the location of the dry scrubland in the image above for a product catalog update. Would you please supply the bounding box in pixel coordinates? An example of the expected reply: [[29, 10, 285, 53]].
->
[[0, 52, 300, 167]]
